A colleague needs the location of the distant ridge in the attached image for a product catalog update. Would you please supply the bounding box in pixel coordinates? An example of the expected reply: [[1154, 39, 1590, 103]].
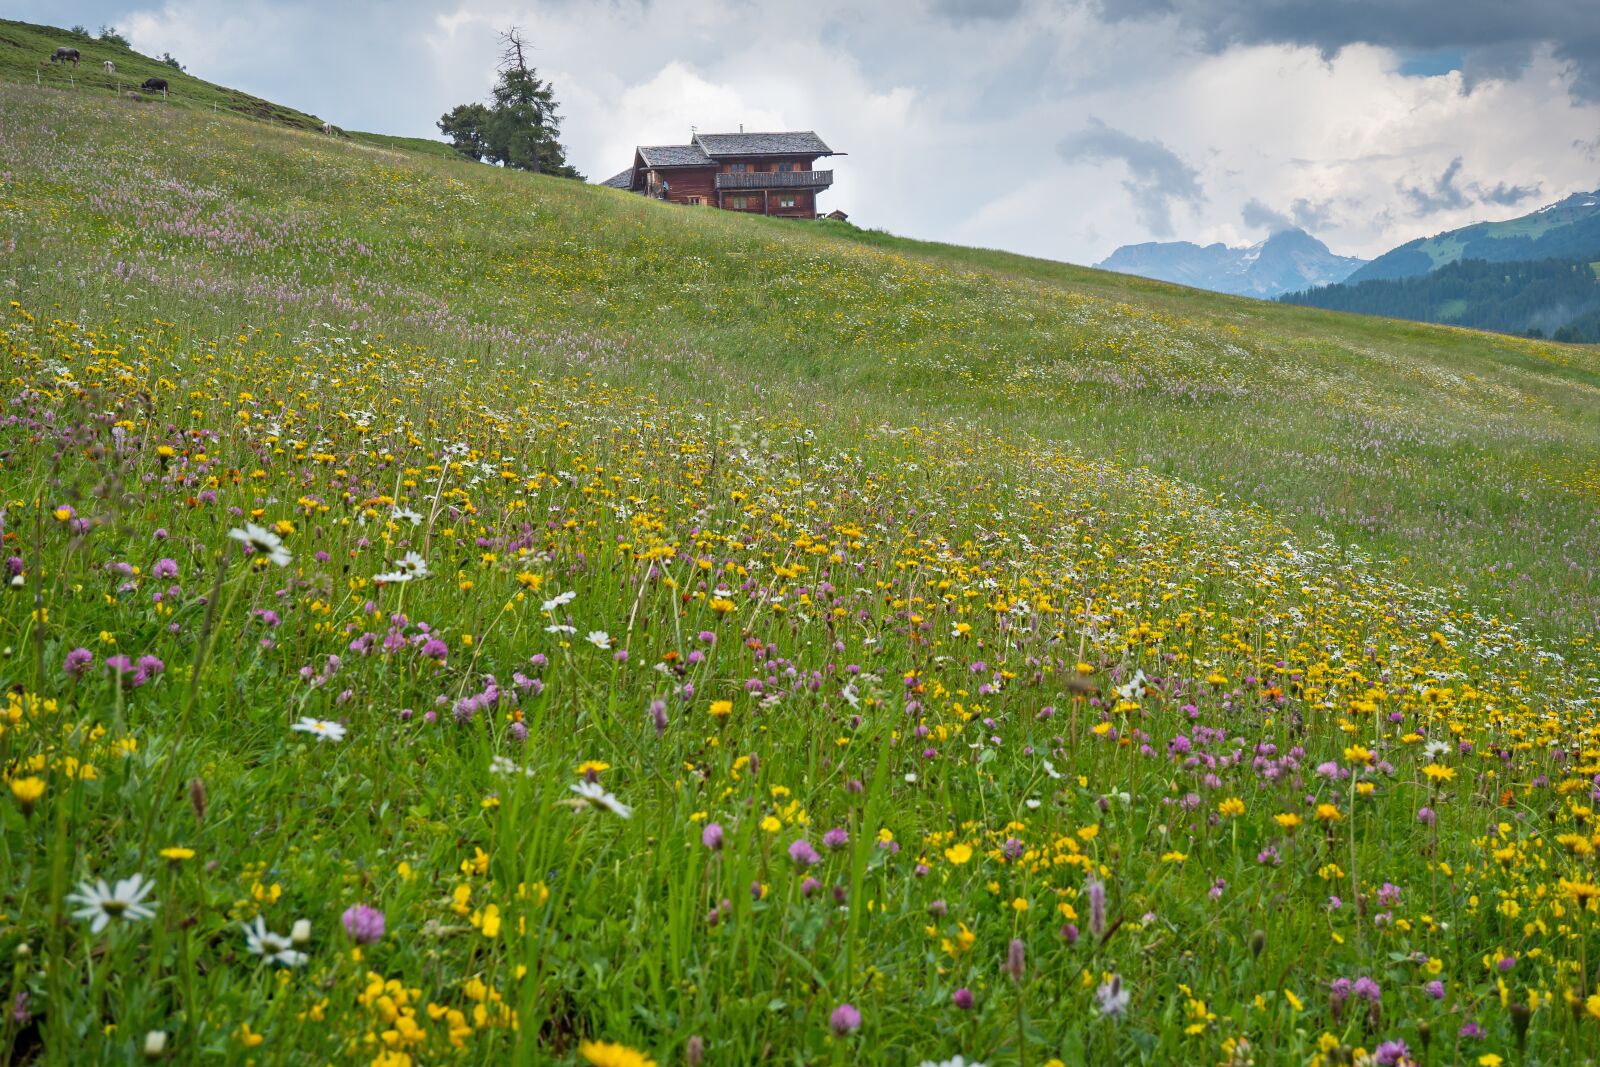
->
[[1284, 188, 1600, 342], [1348, 188, 1600, 283], [1095, 228, 1366, 299]]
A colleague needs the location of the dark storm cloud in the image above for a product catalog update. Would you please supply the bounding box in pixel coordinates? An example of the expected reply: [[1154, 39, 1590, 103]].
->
[[1399, 157, 1543, 215], [1089, 0, 1600, 99], [927, 0, 1027, 20], [1060, 118, 1203, 235], [1240, 198, 1292, 232], [1474, 180, 1542, 206], [1289, 197, 1334, 231], [1400, 156, 1470, 214], [1241, 196, 1338, 235]]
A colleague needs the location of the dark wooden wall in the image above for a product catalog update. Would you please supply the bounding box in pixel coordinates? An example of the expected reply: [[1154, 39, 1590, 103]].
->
[[647, 158, 826, 218], [651, 167, 717, 204]]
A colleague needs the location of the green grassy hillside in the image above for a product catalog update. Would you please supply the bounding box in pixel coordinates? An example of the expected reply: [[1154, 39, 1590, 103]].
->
[[2, 17, 458, 158], [2, 63, 1599, 1067], [1, 18, 329, 129], [7, 70, 1598, 634], [1349, 190, 1600, 283]]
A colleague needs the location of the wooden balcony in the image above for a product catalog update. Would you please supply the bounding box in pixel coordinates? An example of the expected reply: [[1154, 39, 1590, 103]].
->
[[715, 169, 833, 190]]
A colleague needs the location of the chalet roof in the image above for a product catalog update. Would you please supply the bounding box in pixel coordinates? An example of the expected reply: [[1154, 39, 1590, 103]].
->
[[693, 131, 833, 157], [637, 144, 714, 168], [599, 169, 634, 189]]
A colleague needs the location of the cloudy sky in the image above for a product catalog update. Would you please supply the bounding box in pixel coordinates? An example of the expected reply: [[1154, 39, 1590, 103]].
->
[[18, 0, 1600, 264]]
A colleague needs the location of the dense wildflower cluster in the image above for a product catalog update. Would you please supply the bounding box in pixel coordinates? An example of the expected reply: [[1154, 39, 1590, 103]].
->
[[2, 82, 1599, 1065], [4, 304, 1598, 1063]]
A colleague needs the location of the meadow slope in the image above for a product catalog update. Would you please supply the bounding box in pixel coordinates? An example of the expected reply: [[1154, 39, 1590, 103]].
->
[[2, 80, 1600, 1067]]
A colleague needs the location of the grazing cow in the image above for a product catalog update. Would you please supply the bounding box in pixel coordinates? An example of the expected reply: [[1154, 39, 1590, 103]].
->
[[104, 60, 116, 75], [322, 122, 335, 135], [140, 77, 168, 93], [51, 47, 80, 65]]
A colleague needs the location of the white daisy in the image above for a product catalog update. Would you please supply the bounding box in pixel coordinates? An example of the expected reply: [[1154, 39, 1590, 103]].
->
[[68, 872, 158, 933], [540, 590, 577, 613], [227, 523, 292, 567], [1423, 740, 1451, 762], [292, 716, 347, 742], [1095, 976, 1131, 1017], [917, 1058, 986, 1067], [392, 506, 423, 525], [545, 624, 576, 635], [243, 916, 307, 967], [1113, 669, 1150, 701], [566, 780, 632, 819], [1042, 759, 1063, 780], [375, 551, 431, 584], [587, 630, 612, 650], [491, 755, 535, 778]]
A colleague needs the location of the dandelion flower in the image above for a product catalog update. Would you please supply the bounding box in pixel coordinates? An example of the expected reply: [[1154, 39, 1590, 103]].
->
[[292, 717, 347, 742], [10, 776, 45, 814], [68, 873, 158, 933], [578, 1040, 656, 1067]]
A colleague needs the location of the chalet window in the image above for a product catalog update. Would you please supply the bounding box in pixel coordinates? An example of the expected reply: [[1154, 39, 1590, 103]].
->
[[728, 196, 748, 209], [778, 196, 796, 208], [686, 196, 704, 206], [729, 163, 747, 173], [779, 162, 796, 172]]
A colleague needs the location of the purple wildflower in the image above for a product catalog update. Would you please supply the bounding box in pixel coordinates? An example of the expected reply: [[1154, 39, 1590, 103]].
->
[[787, 838, 820, 867], [1087, 878, 1106, 938], [1374, 1040, 1410, 1066], [341, 904, 385, 944], [829, 1003, 861, 1035], [63, 647, 94, 677]]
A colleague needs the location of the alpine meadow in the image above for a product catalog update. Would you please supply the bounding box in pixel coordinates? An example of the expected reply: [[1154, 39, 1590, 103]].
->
[[6, 17, 1600, 1067]]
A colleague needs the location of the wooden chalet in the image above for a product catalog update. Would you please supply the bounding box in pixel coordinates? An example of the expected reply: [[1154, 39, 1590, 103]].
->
[[599, 130, 840, 218]]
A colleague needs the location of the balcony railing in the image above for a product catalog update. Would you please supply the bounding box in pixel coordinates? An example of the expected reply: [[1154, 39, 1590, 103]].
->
[[714, 169, 833, 190]]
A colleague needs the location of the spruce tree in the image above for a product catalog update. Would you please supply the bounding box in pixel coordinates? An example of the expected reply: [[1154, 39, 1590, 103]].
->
[[438, 28, 582, 179]]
